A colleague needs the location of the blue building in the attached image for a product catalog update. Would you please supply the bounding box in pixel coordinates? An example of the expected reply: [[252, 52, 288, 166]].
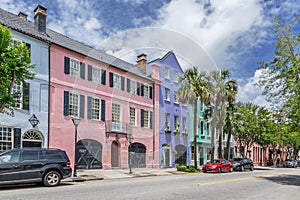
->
[[0, 6, 50, 151], [146, 51, 190, 167]]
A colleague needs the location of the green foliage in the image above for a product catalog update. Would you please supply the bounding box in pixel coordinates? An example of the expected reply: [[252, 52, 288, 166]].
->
[[186, 165, 196, 172], [176, 165, 187, 172], [0, 25, 35, 115]]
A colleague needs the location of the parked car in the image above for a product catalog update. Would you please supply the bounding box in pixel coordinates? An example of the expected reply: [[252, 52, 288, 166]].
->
[[202, 159, 233, 173], [0, 148, 72, 186], [283, 159, 298, 168], [231, 158, 254, 171], [297, 160, 300, 167]]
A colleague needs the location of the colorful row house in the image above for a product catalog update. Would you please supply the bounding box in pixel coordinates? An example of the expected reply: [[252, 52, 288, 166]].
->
[[0, 5, 161, 170]]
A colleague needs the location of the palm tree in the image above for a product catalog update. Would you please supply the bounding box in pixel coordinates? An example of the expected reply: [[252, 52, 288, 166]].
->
[[176, 66, 209, 169], [206, 70, 237, 159]]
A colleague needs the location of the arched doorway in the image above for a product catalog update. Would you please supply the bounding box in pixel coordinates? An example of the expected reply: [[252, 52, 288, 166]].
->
[[22, 130, 43, 147], [162, 144, 171, 167], [175, 144, 187, 166], [76, 139, 102, 169], [129, 143, 146, 168], [111, 141, 120, 168]]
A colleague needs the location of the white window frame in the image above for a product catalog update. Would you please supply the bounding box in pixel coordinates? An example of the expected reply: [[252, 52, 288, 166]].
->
[[174, 115, 179, 127], [12, 83, 23, 109], [164, 88, 170, 101], [70, 58, 80, 78], [174, 93, 179, 104], [164, 66, 170, 79], [0, 126, 13, 152], [165, 113, 170, 128], [182, 117, 187, 133], [129, 107, 136, 126], [91, 97, 101, 120], [130, 80, 137, 95], [143, 84, 150, 98], [142, 110, 151, 128], [174, 70, 179, 83], [113, 73, 121, 90], [92, 66, 102, 84], [69, 92, 80, 117], [207, 123, 211, 137]]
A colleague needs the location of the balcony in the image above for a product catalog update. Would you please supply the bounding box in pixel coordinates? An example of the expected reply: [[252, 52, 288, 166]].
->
[[105, 120, 132, 136]]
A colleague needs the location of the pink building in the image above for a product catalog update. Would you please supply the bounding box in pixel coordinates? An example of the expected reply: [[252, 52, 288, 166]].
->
[[48, 31, 160, 170]]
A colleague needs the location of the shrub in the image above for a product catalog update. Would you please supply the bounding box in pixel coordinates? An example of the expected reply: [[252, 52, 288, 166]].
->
[[186, 165, 196, 172], [176, 165, 187, 171]]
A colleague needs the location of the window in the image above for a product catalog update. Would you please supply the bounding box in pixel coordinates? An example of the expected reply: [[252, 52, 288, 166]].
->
[[109, 72, 124, 90], [141, 109, 152, 128], [70, 58, 80, 78], [165, 113, 170, 128], [12, 83, 30, 110], [164, 66, 170, 79], [64, 91, 85, 118], [174, 71, 179, 83], [88, 65, 105, 84], [200, 121, 204, 135], [182, 117, 187, 132], [130, 107, 136, 126], [88, 97, 105, 121], [0, 151, 19, 163], [0, 127, 12, 152], [174, 115, 179, 127], [174, 93, 179, 104], [164, 88, 170, 101], [69, 92, 79, 116], [143, 85, 150, 98], [112, 103, 121, 123], [11, 38, 31, 58], [21, 150, 39, 161], [207, 123, 210, 137], [127, 79, 137, 95]]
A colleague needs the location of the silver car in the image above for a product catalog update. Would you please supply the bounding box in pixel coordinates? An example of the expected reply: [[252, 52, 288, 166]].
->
[[283, 159, 298, 168]]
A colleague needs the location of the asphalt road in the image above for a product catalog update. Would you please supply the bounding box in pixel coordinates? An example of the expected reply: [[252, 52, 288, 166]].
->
[[0, 168, 299, 200]]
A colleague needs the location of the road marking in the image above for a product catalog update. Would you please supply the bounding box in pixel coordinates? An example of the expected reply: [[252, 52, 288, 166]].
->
[[196, 171, 298, 187]]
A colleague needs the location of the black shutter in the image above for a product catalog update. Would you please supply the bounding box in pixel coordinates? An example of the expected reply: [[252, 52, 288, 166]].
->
[[121, 76, 125, 91], [63, 91, 69, 116], [141, 84, 144, 97], [80, 95, 85, 118], [80, 62, 85, 79], [101, 99, 106, 121], [137, 82, 140, 95], [109, 72, 113, 87], [141, 109, 144, 127], [150, 111, 153, 129], [88, 65, 92, 81], [25, 43, 31, 57], [64, 57, 70, 74], [22, 83, 30, 110], [13, 128, 21, 148], [101, 70, 106, 85], [149, 86, 153, 99], [127, 79, 131, 92], [87, 96, 92, 119]]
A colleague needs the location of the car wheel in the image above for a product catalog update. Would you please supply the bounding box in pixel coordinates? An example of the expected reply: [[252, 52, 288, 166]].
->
[[241, 166, 245, 171], [250, 165, 254, 171], [229, 167, 233, 172], [218, 167, 222, 173], [43, 171, 61, 187]]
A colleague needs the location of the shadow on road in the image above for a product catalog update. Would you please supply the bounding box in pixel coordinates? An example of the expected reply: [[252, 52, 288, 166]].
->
[[261, 175, 300, 186]]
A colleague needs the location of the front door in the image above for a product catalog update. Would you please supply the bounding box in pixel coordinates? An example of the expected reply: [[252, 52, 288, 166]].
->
[[111, 141, 119, 167]]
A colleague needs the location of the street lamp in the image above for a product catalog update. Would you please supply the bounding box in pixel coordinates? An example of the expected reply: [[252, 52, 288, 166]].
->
[[72, 116, 81, 177], [126, 133, 133, 174]]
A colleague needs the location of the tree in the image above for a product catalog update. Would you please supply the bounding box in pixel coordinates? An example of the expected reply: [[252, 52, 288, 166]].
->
[[205, 70, 237, 159], [258, 18, 300, 130], [0, 25, 35, 115], [176, 66, 209, 169]]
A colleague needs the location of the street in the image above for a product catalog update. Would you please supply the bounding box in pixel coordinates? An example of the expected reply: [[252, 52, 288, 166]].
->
[[0, 168, 299, 200]]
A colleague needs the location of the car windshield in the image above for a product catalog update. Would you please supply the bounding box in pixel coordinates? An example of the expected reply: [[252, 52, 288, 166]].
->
[[208, 160, 220, 164]]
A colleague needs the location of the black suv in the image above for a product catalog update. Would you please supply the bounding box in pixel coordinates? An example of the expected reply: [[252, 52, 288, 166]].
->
[[231, 158, 254, 171], [0, 148, 72, 187]]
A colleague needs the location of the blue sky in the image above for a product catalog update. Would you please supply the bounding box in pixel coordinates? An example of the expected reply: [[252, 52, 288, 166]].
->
[[1, 0, 299, 107]]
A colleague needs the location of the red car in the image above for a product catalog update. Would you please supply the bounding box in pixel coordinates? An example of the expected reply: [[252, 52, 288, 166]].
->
[[202, 158, 233, 173]]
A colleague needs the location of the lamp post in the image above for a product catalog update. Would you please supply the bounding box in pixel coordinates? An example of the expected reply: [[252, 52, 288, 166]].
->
[[72, 116, 81, 177], [126, 133, 133, 174]]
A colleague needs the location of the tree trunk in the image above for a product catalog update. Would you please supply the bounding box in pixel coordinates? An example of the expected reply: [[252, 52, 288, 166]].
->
[[193, 100, 198, 169], [226, 128, 232, 160]]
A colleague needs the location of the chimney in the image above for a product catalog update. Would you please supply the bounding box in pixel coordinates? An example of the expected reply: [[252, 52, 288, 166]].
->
[[136, 53, 147, 73], [18, 12, 28, 20], [34, 5, 47, 32]]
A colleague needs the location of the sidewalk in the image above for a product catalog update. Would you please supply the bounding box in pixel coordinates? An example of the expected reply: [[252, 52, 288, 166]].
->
[[64, 168, 183, 182]]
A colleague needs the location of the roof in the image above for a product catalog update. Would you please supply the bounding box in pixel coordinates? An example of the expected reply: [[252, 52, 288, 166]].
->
[[148, 51, 184, 73], [0, 7, 152, 81]]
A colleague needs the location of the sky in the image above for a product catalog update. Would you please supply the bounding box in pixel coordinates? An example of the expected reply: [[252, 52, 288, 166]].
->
[[1, 0, 300, 108]]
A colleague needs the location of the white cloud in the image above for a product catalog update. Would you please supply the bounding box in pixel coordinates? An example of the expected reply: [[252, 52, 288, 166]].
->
[[237, 69, 270, 108]]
